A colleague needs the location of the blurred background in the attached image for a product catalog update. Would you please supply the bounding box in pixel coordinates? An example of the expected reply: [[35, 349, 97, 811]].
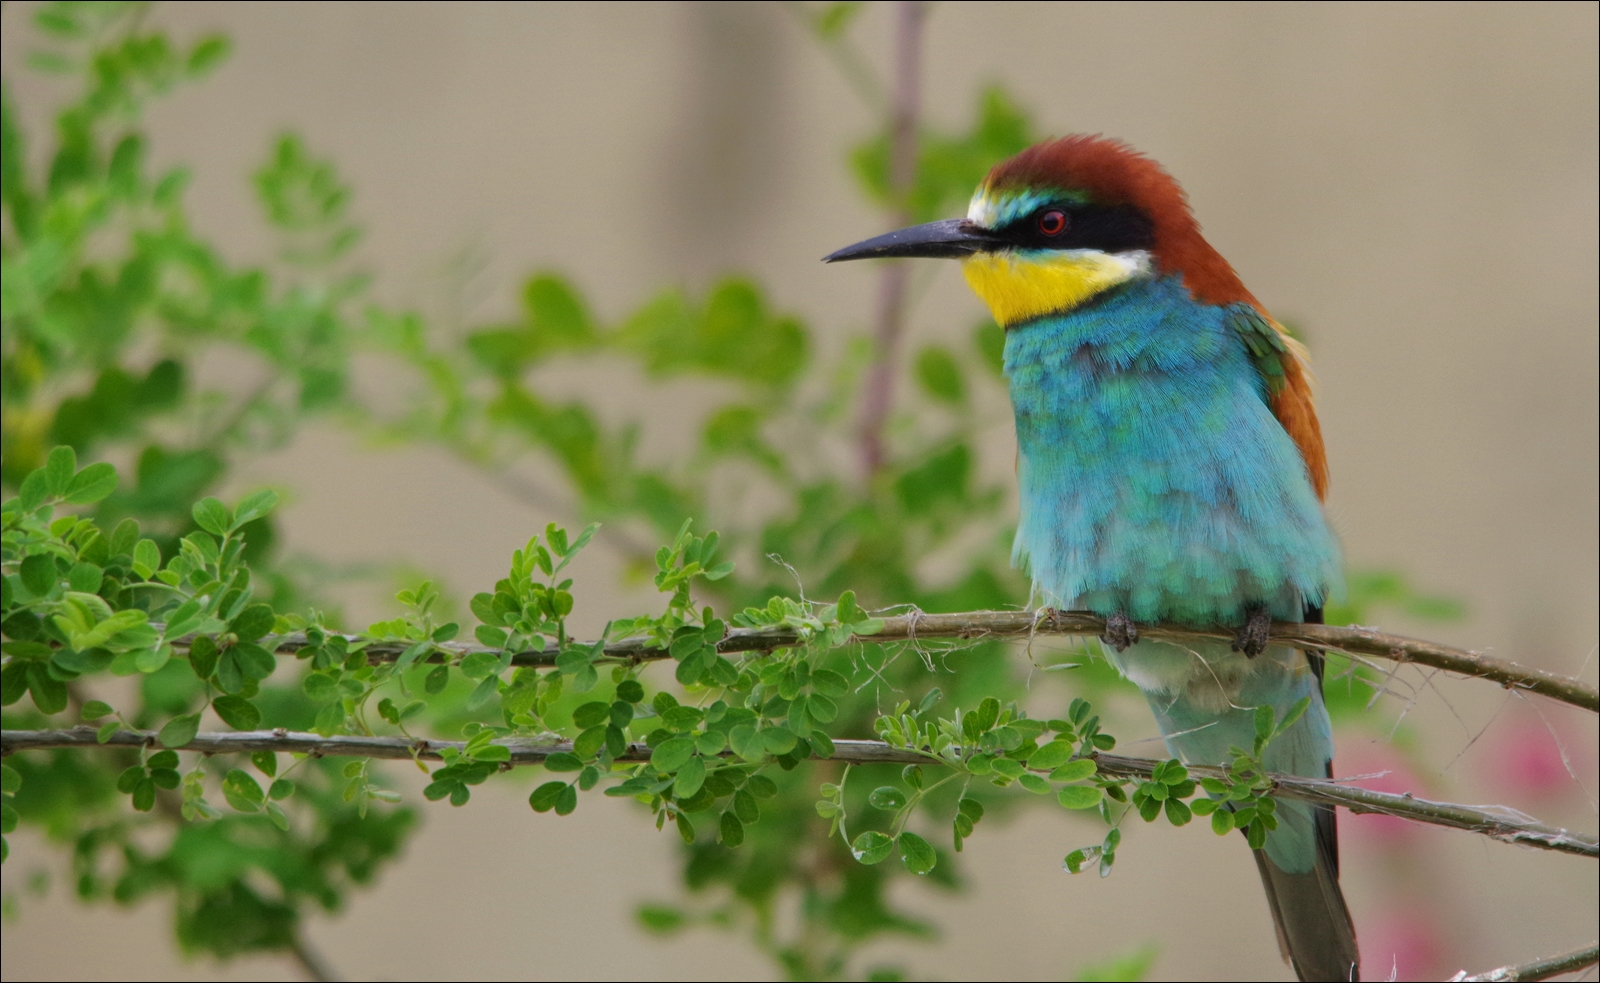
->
[[1, 2, 1595, 981]]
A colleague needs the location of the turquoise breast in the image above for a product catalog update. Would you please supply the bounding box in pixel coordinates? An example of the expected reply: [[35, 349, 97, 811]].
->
[[1003, 274, 1340, 626]]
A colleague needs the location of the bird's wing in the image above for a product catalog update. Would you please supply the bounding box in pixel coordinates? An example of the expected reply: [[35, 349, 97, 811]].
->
[[1227, 304, 1330, 501]]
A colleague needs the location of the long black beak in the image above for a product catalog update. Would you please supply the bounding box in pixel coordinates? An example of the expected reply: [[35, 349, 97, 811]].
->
[[822, 218, 1003, 262]]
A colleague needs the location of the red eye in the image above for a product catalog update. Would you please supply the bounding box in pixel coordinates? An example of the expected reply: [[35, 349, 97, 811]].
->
[[1037, 210, 1068, 236]]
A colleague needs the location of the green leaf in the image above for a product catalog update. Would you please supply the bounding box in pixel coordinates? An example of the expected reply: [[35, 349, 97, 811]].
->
[[811, 669, 849, 697], [760, 727, 798, 755], [1074, 944, 1159, 982], [850, 830, 894, 865], [1274, 696, 1312, 738], [636, 903, 685, 934], [1057, 785, 1103, 810], [18, 467, 50, 510], [1, 765, 21, 793], [230, 489, 279, 528], [572, 725, 606, 759], [868, 786, 907, 811], [229, 604, 276, 642], [1027, 740, 1073, 771], [222, 769, 265, 812], [543, 753, 583, 773], [1018, 773, 1051, 794], [19, 554, 56, 597], [1246, 821, 1268, 850], [466, 675, 500, 710], [43, 446, 76, 497], [573, 701, 611, 729], [1253, 704, 1275, 750], [651, 737, 696, 774], [265, 800, 290, 831], [898, 832, 937, 874], [80, 700, 114, 720], [719, 810, 745, 846], [674, 756, 707, 798], [1164, 797, 1193, 826], [66, 562, 102, 594], [728, 725, 763, 761], [425, 664, 450, 694], [134, 645, 172, 674], [1048, 759, 1097, 783], [914, 345, 965, 403], [232, 642, 277, 681], [1211, 808, 1234, 835], [132, 539, 161, 579], [64, 463, 118, 504], [212, 696, 261, 730], [158, 713, 201, 748], [96, 722, 120, 743], [192, 497, 230, 536], [132, 777, 157, 812]]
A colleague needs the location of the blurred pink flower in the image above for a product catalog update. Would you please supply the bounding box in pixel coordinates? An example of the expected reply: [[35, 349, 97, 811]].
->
[[1478, 716, 1588, 799], [1360, 907, 1446, 982]]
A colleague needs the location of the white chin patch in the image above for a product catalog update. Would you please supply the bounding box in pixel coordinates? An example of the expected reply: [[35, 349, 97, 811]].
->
[[1088, 249, 1154, 280]]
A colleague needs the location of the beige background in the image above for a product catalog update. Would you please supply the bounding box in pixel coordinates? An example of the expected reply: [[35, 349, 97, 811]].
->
[[2, 2, 1597, 981]]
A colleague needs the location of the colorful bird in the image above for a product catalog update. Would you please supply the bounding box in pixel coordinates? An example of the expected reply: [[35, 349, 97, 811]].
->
[[826, 135, 1358, 982]]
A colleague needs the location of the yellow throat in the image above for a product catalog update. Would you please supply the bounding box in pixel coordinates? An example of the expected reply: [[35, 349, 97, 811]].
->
[[960, 249, 1151, 328]]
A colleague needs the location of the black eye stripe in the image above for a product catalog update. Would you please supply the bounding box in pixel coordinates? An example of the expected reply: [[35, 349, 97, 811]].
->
[[1000, 204, 1155, 253]]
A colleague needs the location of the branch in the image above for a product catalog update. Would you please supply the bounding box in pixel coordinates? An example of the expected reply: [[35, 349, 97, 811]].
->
[[856, 0, 926, 476], [289, 934, 339, 983], [201, 609, 1596, 714], [7, 728, 1594, 859], [1451, 942, 1600, 982]]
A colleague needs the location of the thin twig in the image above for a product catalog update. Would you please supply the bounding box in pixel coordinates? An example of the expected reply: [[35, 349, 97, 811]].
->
[[156, 609, 1596, 714], [7, 728, 1593, 859], [1450, 941, 1600, 981], [288, 934, 339, 983], [856, 0, 925, 476]]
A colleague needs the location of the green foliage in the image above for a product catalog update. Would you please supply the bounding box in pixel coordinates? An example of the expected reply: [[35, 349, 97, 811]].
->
[[851, 86, 1035, 222], [1074, 945, 1158, 982]]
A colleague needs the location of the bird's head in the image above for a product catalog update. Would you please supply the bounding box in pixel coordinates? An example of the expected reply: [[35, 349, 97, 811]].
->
[[825, 134, 1257, 327]]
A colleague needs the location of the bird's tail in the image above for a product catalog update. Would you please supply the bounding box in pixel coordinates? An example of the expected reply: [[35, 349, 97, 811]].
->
[[1252, 802, 1360, 982]]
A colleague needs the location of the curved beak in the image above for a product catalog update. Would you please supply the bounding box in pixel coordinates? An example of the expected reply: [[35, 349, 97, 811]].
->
[[822, 218, 1003, 262]]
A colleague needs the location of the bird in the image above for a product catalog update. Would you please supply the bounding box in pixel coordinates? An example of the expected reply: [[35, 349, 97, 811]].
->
[[824, 135, 1359, 982]]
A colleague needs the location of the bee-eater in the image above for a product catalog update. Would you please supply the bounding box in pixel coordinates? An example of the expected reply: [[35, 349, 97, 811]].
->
[[826, 135, 1358, 982]]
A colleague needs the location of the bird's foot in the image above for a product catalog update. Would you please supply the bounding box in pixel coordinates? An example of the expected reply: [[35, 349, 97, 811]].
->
[[1231, 607, 1272, 658], [1100, 612, 1140, 652]]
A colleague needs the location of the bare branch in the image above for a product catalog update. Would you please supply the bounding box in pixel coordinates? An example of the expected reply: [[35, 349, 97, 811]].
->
[[289, 934, 339, 983], [7, 728, 1593, 859], [1451, 941, 1600, 981], [856, 0, 926, 476], [191, 609, 1596, 714]]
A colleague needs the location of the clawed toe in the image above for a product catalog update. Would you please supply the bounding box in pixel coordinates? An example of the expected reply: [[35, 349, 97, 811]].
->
[[1100, 612, 1140, 652], [1231, 607, 1271, 658]]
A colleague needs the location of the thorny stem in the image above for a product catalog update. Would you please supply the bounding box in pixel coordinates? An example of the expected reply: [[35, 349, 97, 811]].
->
[[1450, 942, 1600, 982], [856, 0, 925, 477], [8, 729, 1594, 859]]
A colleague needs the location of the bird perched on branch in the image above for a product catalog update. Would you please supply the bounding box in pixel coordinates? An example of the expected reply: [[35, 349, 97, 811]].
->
[[825, 135, 1358, 982]]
